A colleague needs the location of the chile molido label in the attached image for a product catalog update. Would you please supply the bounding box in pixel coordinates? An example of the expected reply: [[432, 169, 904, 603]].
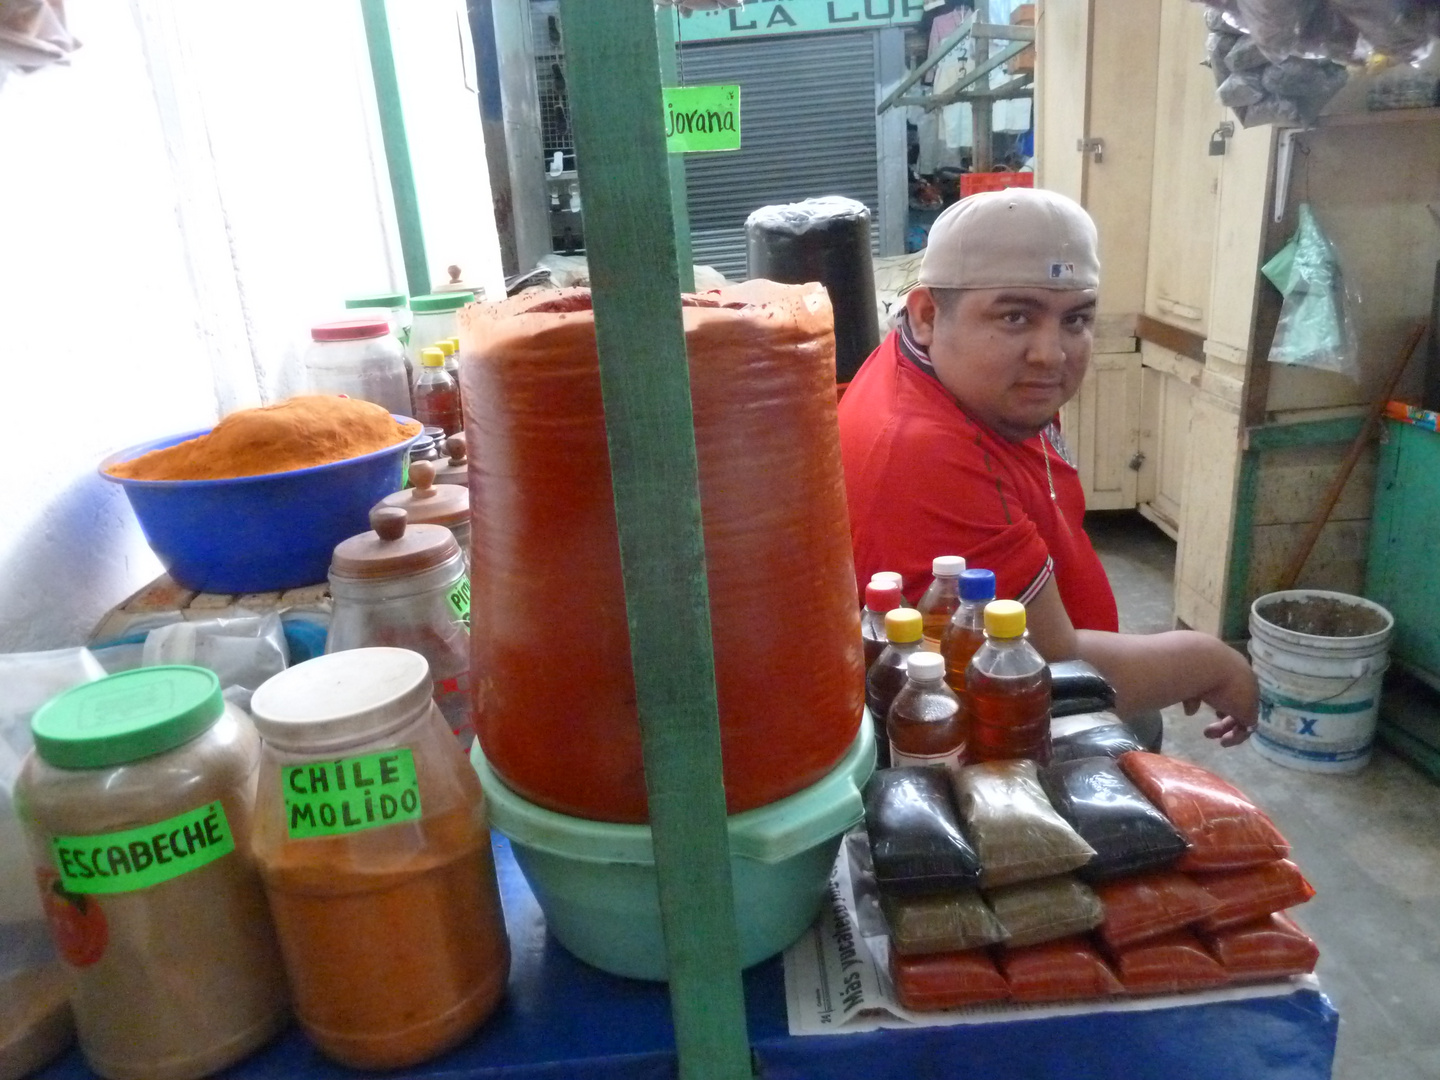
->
[[283, 748, 422, 839], [50, 800, 235, 894]]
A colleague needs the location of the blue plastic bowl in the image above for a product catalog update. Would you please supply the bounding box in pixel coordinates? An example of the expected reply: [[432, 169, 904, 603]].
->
[[100, 421, 420, 594]]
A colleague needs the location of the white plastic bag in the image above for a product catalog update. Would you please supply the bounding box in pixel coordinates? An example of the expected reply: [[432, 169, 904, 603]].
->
[[141, 613, 289, 708]]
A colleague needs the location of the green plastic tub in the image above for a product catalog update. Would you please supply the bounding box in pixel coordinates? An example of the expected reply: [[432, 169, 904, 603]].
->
[[470, 718, 875, 981]]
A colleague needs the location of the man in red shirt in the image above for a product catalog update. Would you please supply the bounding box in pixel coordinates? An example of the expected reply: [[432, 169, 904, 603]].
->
[[839, 188, 1257, 744]]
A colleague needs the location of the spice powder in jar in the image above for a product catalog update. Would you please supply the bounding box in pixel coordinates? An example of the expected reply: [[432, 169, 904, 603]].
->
[[14, 667, 289, 1080], [248, 647, 509, 1070]]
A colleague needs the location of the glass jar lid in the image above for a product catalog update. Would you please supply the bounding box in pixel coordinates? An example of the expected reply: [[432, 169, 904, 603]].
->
[[31, 666, 224, 769], [378, 460, 468, 528], [345, 293, 407, 311], [433, 433, 468, 486], [409, 292, 471, 313], [330, 506, 460, 579], [311, 318, 391, 342], [250, 648, 433, 749]]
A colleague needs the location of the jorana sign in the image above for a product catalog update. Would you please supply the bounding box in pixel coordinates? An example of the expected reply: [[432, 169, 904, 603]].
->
[[663, 85, 741, 153], [675, 0, 925, 41]]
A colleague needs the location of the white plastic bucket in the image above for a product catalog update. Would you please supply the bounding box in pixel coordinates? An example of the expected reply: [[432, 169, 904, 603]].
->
[[1248, 589, 1394, 774]]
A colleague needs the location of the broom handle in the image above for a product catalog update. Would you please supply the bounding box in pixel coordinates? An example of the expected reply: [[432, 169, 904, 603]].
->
[[1276, 322, 1429, 592]]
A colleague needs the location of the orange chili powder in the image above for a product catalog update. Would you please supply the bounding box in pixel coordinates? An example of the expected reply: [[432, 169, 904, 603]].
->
[[107, 396, 421, 481]]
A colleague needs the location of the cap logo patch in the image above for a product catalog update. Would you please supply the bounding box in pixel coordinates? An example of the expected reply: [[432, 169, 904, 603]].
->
[[1049, 262, 1075, 280]]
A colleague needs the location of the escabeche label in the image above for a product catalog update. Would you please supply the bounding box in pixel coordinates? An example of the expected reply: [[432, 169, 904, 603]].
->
[[50, 800, 235, 895], [283, 748, 422, 839]]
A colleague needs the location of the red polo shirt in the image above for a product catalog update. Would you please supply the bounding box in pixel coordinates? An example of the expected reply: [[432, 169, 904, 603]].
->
[[837, 325, 1119, 633]]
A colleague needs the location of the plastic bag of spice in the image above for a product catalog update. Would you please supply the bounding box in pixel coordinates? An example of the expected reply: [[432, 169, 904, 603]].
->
[[889, 949, 1010, 1012], [1198, 912, 1318, 980], [951, 761, 1095, 889], [1040, 757, 1188, 882], [1048, 660, 1116, 717], [1117, 752, 1290, 872], [1191, 859, 1316, 932], [1110, 929, 1231, 995], [881, 889, 1007, 955], [1094, 870, 1221, 951], [997, 936, 1125, 1003], [1049, 714, 1146, 764], [985, 875, 1104, 948], [865, 768, 983, 896]]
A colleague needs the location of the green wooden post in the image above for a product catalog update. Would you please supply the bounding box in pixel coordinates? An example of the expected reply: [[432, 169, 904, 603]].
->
[[360, 0, 431, 298], [655, 6, 695, 291], [559, 3, 749, 1079]]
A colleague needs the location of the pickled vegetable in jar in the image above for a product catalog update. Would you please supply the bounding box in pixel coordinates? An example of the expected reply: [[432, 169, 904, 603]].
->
[[328, 506, 473, 747], [14, 667, 288, 1080], [248, 648, 509, 1070]]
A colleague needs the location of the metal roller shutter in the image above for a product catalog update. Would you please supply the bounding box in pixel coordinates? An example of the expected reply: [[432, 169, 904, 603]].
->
[[679, 32, 881, 280]]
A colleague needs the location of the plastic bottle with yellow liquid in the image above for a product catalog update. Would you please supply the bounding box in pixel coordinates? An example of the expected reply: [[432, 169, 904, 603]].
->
[[940, 569, 996, 694], [885, 652, 965, 774], [966, 599, 1052, 764], [916, 556, 965, 650]]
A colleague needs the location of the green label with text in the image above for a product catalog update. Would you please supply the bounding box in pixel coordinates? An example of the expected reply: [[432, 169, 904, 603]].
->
[[663, 85, 741, 153], [283, 749, 422, 839], [447, 576, 471, 626], [51, 801, 235, 894]]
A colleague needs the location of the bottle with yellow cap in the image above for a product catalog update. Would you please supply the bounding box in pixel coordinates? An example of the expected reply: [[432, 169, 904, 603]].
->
[[965, 599, 1052, 764], [444, 337, 465, 416], [865, 608, 925, 768], [412, 345, 462, 436]]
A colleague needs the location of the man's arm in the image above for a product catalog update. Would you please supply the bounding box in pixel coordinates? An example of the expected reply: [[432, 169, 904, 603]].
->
[[1024, 579, 1259, 746]]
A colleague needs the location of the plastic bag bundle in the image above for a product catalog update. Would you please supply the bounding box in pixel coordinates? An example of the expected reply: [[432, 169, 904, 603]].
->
[[865, 768, 983, 896], [881, 890, 1007, 956], [1118, 752, 1290, 872], [1047, 661, 1117, 718], [1199, 912, 1319, 979], [462, 284, 864, 822], [1192, 859, 1316, 931], [142, 613, 289, 709], [1197, 0, 1434, 65], [1110, 929, 1231, 995], [951, 761, 1095, 889], [985, 875, 1104, 948], [998, 937, 1125, 1003], [1040, 757, 1189, 882], [1048, 716, 1146, 764], [889, 949, 1010, 1012], [1094, 870, 1222, 950], [1261, 204, 1360, 382]]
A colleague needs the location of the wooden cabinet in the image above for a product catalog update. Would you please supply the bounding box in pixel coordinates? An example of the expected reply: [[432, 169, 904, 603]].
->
[[1136, 346, 1199, 537], [1060, 352, 1142, 511]]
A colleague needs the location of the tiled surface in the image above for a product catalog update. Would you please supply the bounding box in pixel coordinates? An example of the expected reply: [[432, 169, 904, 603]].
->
[[1089, 510, 1440, 1080]]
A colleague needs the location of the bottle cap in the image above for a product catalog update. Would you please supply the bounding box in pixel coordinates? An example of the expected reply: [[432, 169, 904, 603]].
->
[[884, 608, 923, 644], [330, 506, 460, 579], [435, 339, 456, 357], [932, 555, 966, 577], [870, 571, 904, 592], [420, 346, 446, 367], [447, 336, 460, 352], [311, 318, 391, 342], [865, 582, 902, 613], [250, 648, 434, 750], [984, 599, 1027, 638], [906, 652, 946, 682], [378, 459, 469, 527], [960, 568, 997, 602], [31, 667, 224, 769], [409, 292, 471, 313]]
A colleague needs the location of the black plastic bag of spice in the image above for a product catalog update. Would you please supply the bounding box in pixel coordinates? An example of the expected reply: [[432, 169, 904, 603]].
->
[[1039, 756, 1188, 883], [863, 767, 983, 896], [1049, 714, 1146, 764]]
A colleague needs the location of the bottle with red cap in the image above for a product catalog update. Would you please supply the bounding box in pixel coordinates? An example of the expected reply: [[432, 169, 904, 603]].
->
[[869, 571, 914, 609], [861, 580, 905, 668], [917, 556, 966, 651], [966, 600, 1052, 764], [304, 317, 413, 418], [886, 652, 965, 774]]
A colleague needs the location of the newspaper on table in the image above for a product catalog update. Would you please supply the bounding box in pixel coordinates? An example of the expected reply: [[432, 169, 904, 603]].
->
[[782, 831, 1320, 1036]]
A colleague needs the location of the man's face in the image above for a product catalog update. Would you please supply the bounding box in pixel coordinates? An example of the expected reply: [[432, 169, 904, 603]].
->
[[907, 286, 1096, 443]]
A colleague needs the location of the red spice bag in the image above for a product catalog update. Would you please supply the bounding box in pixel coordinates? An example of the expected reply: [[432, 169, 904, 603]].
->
[[1117, 752, 1290, 872], [1094, 870, 1220, 950], [1191, 859, 1316, 932], [1110, 929, 1230, 995], [998, 936, 1125, 1003], [890, 949, 1010, 1012], [461, 285, 864, 822], [1198, 912, 1319, 980]]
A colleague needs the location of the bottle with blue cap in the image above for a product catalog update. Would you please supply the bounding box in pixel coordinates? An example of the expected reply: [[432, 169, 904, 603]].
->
[[941, 568, 997, 694]]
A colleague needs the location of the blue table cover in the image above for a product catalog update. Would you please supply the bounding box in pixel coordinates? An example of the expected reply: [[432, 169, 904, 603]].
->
[[38, 835, 1337, 1080]]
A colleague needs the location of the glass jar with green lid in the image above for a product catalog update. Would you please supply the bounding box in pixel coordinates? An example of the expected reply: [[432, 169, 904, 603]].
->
[[14, 667, 288, 1080], [408, 292, 471, 373]]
